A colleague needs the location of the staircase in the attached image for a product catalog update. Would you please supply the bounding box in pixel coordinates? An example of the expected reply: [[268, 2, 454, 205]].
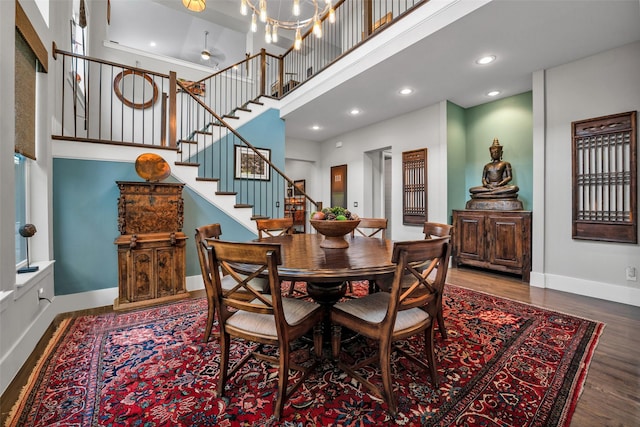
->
[[50, 0, 431, 229]]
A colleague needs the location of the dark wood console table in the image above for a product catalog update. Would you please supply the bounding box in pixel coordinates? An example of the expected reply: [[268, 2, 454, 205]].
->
[[452, 209, 532, 282]]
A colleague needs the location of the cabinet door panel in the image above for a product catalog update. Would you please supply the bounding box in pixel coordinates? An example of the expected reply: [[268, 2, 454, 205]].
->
[[457, 214, 485, 260], [156, 247, 175, 298], [130, 250, 154, 301], [487, 216, 524, 268]]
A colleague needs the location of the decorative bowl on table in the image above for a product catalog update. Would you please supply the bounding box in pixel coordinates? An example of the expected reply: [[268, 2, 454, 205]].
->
[[309, 207, 360, 249]]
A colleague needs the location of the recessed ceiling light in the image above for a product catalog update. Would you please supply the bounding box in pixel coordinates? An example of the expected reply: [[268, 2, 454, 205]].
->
[[476, 55, 496, 65], [350, 108, 361, 115], [150, 41, 156, 47], [311, 125, 320, 130], [399, 87, 413, 95], [487, 90, 501, 97]]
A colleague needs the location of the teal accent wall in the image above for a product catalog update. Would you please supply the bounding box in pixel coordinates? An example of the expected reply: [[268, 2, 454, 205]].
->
[[446, 101, 467, 219], [53, 110, 286, 296], [464, 92, 533, 210], [192, 108, 287, 216], [53, 159, 259, 296], [53, 159, 133, 295]]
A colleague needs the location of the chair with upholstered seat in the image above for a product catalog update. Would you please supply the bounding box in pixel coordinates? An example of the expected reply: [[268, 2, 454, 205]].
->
[[421, 221, 453, 338], [348, 217, 388, 293], [207, 239, 324, 420], [330, 236, 451, 416], [255, 217, 302, 296], [195, 223, 268, 343], [255, 217, 295, 239]]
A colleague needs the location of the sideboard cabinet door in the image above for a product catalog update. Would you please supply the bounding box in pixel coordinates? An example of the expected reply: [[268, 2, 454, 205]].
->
[[455, 211, 486, 262], [115, 233, 187, 309], [130, 248, 154, 302]]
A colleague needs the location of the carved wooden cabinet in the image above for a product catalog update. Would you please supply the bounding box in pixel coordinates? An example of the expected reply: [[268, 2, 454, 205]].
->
[[114, 181, 188, 310], [452, 210, 532, 282]]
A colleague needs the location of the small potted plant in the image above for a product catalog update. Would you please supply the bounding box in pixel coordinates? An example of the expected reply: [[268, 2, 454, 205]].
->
[[309, 207, 360, 248]]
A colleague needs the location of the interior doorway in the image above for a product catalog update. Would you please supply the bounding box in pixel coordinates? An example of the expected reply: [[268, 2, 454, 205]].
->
[[330, 164, 347, 208], [384, 151, 392, 237], [363, 148, 392, 237]]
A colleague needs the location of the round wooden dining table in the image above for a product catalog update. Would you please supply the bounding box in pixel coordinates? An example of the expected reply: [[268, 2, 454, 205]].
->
[[255, 233, 396, 305]]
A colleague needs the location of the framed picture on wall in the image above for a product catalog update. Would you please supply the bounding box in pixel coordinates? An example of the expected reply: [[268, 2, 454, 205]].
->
[[294, 179, 305, 196], [234, 146, 271, 180]]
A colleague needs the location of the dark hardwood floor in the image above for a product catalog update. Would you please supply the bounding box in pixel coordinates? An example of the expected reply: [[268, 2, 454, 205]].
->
[[2, 267, 639, 426]]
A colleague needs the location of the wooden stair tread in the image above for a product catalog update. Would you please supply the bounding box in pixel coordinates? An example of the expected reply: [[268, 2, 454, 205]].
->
[[175, 161, 200, 167], [215, 191, 237, 195], [195, 177, 219, 182]]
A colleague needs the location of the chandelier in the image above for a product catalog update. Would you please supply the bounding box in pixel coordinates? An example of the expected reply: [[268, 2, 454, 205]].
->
[[183, 0, 206, 12], [240, 0, 336, 49]]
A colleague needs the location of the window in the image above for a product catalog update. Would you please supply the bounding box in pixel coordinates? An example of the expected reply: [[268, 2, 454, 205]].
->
[[15, 154, 28, 268]]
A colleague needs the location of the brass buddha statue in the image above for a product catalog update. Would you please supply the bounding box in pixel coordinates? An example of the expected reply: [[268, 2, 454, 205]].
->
[[466, 138, 523, 210]]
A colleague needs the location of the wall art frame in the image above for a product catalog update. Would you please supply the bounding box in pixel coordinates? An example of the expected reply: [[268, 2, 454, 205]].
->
[[234, 146, 271, 181], [571, 111, 637, 243]]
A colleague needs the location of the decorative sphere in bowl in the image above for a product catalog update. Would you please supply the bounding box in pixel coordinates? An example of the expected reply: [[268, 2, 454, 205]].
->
[[310, 219, 360, 248]]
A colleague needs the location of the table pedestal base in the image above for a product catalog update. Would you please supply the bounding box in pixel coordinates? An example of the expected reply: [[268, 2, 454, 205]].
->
[[304, 281, 359, 355], [306, 281, 347, 305]]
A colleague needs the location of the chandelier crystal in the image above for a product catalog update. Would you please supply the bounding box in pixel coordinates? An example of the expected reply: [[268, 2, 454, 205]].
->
[[240, 0, 335, 49]]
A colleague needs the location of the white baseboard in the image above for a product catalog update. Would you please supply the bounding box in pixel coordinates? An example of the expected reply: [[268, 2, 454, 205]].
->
[[53, 275, 205, 312], [0, 275, 205, 396], [541, 273, 640, 307]]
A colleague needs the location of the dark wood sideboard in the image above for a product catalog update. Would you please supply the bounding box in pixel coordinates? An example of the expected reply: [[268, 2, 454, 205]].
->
[[452, 209, 532, 282], [114, 181, 188, 310]]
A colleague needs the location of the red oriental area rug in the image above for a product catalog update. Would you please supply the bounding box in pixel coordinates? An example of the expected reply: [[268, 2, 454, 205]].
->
[[5, 285, 603, 426]]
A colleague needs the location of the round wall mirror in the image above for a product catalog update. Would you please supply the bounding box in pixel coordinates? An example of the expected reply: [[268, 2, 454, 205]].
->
[[113, 70, 159, 109]]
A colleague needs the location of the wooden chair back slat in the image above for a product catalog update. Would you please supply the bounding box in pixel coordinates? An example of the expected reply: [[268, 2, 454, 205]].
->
[[255, 217, 295, 238], [208, 240, 282, 314], [390, 237, 450, 314], [352, 217, 388, 239], [423, 222, 453, 239]]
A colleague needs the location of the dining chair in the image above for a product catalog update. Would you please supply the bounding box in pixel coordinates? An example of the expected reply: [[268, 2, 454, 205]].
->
[[423, 222, 453, 240], [255, 217, 303, 296], [351, 217, 388, 239], [348, 217, 388, 293], [255, 217, 295, 239], [421, 221, 453, 338], [207, 239, 324, 420], [330, 236, 451, 416], [195, 223, 268, 342]]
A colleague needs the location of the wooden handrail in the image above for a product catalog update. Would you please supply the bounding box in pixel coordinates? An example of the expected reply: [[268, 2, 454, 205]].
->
[[49, 0, 427, 219], [53, 47, 170, 80]]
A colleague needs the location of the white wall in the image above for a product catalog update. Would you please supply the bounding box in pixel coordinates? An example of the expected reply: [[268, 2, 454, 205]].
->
[[0, 0, 16, 299], [542, 41, 640, 306], [317, 101, 448, 241], [0, 0, 61, 396]]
